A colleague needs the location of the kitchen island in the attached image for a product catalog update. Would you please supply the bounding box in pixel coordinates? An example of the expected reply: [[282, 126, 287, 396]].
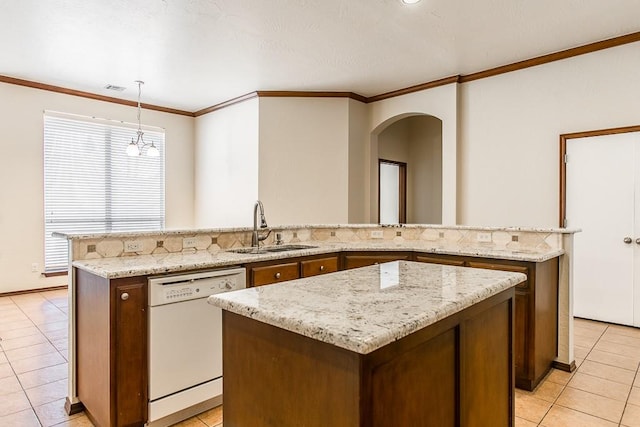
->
[[209, 261, 526, 426]]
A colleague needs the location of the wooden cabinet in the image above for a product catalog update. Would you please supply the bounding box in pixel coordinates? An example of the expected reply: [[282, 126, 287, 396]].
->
[[222, 288, 515, 426], [246, 254, 340, 287], [75, 269, 147, 427], [341, 251, 411, 270], [300, 256, 339, 277], [415, 252, 559, 391], [251, 262, 300, 287]]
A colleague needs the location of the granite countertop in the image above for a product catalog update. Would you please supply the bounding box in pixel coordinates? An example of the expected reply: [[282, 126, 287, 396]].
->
[[207, 261, 526, 354], [71, 241, 565, 279]]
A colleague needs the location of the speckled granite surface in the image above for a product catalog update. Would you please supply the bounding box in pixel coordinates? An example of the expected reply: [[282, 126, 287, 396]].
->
[[207, 261, 525, 354], [71, 241, 564, 278]]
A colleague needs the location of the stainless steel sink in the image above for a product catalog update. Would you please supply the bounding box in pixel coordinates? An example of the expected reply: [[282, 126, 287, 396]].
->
[[228, 244, 318, 255]]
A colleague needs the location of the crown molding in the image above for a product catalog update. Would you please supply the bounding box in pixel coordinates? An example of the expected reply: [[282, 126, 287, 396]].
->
[[3, 30, 640, 117], [0, 75, 194, 116]]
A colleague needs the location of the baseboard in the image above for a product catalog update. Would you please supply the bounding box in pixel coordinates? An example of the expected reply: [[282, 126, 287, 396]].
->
[[65, 397, 85, 415], [552, 360, 576, 372], [0, 284, 68, 297]]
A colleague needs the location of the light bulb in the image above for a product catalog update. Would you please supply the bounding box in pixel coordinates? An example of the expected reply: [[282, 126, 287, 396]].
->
[[147, 143, 160, 157], [126, 141, 140, 156]]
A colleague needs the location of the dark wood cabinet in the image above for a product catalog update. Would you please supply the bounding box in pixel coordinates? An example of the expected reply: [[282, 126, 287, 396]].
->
[[415, 252, 559, 391], [300, 256, 339, 277], [341, 251, 411, 270], [222, 288, 515, 426], [245, 254, 340, 287], [250, 262, 300, 287], [75, 269, 148, 427]]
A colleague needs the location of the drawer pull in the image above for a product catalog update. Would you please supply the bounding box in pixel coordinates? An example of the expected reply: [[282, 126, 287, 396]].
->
[[319, 265, 325, 272], [274, 272, 281, 279]]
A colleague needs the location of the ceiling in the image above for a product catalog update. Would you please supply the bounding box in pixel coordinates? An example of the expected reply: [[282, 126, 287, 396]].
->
[[1, 0, 640, 112]]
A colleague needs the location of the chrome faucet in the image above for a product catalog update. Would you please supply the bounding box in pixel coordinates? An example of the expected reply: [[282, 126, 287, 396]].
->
[[252, 200, 270, 248]]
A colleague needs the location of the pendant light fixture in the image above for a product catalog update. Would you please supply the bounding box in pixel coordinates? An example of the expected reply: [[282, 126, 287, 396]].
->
[[126, 80, 160, 157]]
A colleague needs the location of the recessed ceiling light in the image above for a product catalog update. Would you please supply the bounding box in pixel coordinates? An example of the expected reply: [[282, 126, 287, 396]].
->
[[401, 0, 421, 4]]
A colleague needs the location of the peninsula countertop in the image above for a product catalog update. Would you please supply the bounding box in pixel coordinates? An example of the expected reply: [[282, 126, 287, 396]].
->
[[71, 241, 564, 279], [208, 261, 526, 354]]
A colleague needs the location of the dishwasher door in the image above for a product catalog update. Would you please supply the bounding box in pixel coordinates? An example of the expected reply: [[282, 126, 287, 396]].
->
[[148, 297, 222, 401]]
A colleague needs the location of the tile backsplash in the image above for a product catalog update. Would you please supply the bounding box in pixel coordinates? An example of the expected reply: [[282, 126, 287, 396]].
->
[[68, 225, 569, 262]]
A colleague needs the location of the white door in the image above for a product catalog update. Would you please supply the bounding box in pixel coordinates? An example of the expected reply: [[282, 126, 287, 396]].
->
[[566, 132, 640, 326]]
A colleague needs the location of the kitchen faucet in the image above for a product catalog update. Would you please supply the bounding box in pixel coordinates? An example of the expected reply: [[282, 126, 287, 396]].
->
[[252, 200, 271, 248]]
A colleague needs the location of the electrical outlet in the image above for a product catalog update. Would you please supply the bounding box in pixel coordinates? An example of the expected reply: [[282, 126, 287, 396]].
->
[[183, 237, 197, 249], [31, 263, 39, 273], [477, 232, 492, 243], [371, 230, 384, 239], [124, 240, 143, 252]]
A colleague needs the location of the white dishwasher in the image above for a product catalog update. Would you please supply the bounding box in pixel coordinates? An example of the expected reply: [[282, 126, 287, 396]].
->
[[147, 267, 246, 427]]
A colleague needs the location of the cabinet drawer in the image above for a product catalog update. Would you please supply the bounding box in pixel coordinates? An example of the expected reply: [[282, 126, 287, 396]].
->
[[415, 255, 465, 267], [466, 261, 529, 289], [252, 262, 300, 287], [343, 254, 410, 270], [301, 257, 339, 278]]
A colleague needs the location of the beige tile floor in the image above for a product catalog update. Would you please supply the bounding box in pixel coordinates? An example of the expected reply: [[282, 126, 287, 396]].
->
[[1, 289, 639, 426]]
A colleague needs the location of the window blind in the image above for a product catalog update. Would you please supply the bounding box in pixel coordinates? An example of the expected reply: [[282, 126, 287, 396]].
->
[[44, 112, 165, 272]]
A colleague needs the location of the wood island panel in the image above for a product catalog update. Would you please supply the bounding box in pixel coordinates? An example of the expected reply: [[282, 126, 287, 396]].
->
[[221, 288, 515, 427]]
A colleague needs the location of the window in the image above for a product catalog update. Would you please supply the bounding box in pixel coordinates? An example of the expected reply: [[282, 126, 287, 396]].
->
[[44, 112, 165, 272]]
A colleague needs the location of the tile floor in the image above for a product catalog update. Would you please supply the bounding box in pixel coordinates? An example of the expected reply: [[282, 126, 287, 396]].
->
[[1, 289, 639, 426]]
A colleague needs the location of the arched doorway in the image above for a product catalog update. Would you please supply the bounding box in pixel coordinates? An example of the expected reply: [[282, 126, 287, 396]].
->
[[371, 114, 443, 224]]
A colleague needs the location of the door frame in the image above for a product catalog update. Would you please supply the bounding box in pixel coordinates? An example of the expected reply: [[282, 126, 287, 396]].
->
[[378, 159, 407, 224], [559, 124, 640, 227]]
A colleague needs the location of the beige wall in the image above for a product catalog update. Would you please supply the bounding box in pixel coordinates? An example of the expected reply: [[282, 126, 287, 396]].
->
[[258, 97, 350, 224], [347, 99, 369, 223], [0, 82, 194, 293], [194, 99, 259, 227], [368, 83, 458, 224], [458, 42, 640, 227], [408, 116, 442, 224]]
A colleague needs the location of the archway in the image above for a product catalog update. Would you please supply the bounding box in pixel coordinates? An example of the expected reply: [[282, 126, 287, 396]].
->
[[370, 113, 443, 224]]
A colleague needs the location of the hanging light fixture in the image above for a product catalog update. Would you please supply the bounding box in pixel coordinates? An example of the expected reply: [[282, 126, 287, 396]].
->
[[127, 80, 160, 157]]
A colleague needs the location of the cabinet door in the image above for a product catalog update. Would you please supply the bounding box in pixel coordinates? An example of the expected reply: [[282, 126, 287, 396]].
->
[[114, 280, 148, 427], [251, 262, 300, 286], [342, 253, 410, 270], [301, 256, 339, 278]]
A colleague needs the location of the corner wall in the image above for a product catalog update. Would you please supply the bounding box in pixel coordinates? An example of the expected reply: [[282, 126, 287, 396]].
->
[[194, 99, 259, 227], [258, 97, 350, 224], [0, 82, 195, 293]]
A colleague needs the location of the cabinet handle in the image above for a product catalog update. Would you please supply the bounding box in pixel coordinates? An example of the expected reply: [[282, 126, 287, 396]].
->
[[274, 272, 281, 279], [636, 238, 640, 245], [624, 237, 632, 244], [319, 265, 325, 272], [121, 292, 129, 301]]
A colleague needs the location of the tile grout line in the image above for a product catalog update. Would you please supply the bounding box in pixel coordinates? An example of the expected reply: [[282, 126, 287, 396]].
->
[[618, 363, 640, 427]]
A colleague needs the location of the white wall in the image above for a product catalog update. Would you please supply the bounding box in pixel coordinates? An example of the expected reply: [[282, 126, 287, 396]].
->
[[258, 97, 350, 224], [0, 82, 194, 293], [368, 83, 458, 224], [458, 42, 640, 227], [194, 99, 259, 227]]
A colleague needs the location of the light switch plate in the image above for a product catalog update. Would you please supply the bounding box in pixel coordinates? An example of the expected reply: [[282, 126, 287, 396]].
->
[[124, 240, 143, 252], [183, 237, 197, 248], [476, 232, 492, 243]]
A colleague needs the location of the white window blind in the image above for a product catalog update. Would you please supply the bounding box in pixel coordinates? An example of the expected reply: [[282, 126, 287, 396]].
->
[[44, 112, 165, 272]]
